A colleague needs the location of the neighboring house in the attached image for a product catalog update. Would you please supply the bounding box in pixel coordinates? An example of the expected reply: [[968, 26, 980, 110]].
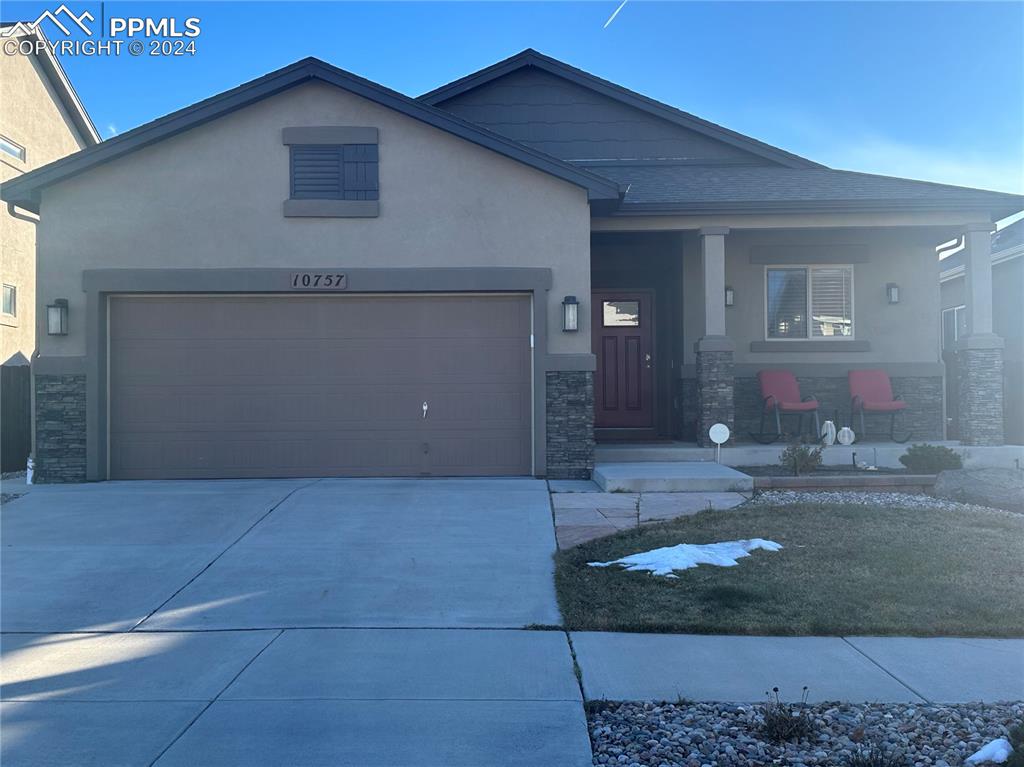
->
[[0, 25, 99, 364], [940, 219, 1024, 444], [1, 50, 1020, 483]]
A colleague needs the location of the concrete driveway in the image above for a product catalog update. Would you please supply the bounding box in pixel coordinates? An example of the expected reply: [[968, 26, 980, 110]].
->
[[0, 478, 590, 766]]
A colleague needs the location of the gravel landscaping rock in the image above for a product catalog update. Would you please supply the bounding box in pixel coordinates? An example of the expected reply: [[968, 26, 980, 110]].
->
[[588, 700, 1023, 766], [747, 489, 1015, 515], [933, 469, 1024, 512]]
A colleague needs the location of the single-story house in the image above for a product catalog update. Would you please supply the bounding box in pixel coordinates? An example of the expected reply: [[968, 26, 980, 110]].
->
[[940, 219, 1023, 444], [2, 50, 1020, 482]]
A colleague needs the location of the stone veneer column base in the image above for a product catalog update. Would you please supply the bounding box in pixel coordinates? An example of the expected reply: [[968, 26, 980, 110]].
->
[[957, 340, 1005, 446], [695, 337, 734, 447], [545, 371, 595, 479], [34, 373, 88, 483]]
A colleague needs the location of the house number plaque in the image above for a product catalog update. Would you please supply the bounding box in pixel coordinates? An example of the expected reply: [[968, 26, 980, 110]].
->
[[290, 273, 348, 290]]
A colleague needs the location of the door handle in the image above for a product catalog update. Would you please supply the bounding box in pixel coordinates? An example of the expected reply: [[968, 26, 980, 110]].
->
[[645, 353, 652, 369], [422, 401, 429, 419]]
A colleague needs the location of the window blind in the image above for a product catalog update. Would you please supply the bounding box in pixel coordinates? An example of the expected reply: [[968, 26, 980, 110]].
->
[[810, 267, 853, 337]]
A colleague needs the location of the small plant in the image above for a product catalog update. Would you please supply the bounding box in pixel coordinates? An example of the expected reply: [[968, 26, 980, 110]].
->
[[1006, 723, 1024, 767], [898, 443, 962, 474], [779, 443, 823, 476], [846, 745, 907, 767], [758, 686, 815, 743]]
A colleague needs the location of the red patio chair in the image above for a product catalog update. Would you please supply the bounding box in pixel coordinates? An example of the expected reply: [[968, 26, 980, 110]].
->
[[752, 370, 821, 444], [848, 369, 910, 442]]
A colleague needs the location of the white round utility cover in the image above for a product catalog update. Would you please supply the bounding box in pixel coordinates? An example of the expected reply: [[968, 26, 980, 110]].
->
[[708, 423, 731, 445]]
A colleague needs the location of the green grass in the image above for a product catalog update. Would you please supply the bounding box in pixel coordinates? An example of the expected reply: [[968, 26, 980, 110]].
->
[[555, 503, 1024, 637]]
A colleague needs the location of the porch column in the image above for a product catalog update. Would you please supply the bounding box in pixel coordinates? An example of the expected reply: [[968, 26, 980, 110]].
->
[[695, 227, 735, 446], [957, 222, 1004, 445]]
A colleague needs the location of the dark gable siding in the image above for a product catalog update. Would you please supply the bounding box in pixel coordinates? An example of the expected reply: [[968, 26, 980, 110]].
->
[[434, 68, 768, 164]]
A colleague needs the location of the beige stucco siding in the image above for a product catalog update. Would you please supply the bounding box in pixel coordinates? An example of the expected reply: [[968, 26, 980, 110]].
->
[[0, 50, 89, 362], [680, 228, 944, 366], [36, 80, 593, 358]]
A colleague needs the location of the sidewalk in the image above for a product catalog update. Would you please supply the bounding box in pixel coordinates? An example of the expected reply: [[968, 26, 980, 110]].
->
[[571, 633, 1024, 703]]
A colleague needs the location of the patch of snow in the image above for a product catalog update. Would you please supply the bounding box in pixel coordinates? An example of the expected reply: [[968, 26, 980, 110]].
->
[[966, 737, 1013, 765], [588, 538, 782, 577]]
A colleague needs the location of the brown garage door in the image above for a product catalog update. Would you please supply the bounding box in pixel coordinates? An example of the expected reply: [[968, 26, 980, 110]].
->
[[108, 294, 532, 479]]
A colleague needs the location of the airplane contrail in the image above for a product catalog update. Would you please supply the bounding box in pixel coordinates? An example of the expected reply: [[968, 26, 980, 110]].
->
[[603, 0, 629, 28]]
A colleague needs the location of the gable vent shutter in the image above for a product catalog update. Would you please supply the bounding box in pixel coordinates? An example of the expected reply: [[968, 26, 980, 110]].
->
[[291, 145, 343, 199]]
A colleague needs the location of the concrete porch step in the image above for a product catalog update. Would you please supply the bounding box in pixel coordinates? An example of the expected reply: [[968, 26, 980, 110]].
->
[[593, 462, 754, 493]]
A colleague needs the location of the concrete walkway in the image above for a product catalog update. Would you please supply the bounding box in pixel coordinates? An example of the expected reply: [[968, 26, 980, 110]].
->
[[550, 489, 748, 548], [571, 632, 1024, 703]]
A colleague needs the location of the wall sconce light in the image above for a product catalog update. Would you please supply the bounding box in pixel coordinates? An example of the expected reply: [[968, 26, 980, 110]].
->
[[562, 295, 579, 332], [46, 299, 69, 336], [886, 283, 900, 304], [725, 286, 735, 307]]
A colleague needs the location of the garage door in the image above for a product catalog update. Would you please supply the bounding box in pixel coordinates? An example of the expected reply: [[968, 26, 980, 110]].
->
[[108, 294, 533, 479]]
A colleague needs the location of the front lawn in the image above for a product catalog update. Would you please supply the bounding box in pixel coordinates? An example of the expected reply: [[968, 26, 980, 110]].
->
[[555, 503, 1024, 637]]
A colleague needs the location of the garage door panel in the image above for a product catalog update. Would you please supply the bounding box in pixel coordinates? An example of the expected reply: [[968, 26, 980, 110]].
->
[[109, 296, 529, 342], [109, 295, 533, 479], [111, 338, 528, 384], [111, 386, 529, 432]]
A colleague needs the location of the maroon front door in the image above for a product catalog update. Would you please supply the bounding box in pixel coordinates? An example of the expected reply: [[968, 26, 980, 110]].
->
[[592, 291, 655, 429]]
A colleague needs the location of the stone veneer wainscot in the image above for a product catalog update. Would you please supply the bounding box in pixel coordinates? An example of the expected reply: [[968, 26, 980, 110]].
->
[[546, 371, 595, 479], [34, 373, 87, 483]]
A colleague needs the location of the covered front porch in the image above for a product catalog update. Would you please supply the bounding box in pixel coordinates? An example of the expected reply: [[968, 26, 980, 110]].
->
[[588, 216, 1008, 450]]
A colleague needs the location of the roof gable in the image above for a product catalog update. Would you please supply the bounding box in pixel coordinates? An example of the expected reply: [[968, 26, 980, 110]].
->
[[421, 49, 823, 169], [0, 57, 620, 212], [0, 25, 100, 146]]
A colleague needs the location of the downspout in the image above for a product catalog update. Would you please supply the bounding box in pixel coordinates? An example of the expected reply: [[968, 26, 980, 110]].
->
[[6, 201, 40, 224], [6, 201, 41, 468]]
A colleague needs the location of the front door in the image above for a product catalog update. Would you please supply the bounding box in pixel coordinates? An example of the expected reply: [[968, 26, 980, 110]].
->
[[592, 291, 655, 429]]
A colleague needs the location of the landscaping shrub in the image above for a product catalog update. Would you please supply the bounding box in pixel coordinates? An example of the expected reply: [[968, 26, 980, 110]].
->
[[1006, 724, 1024, 767], [898, 444, 962, 474], [778, 443, 823, 476], [758, 687, 816, 743]]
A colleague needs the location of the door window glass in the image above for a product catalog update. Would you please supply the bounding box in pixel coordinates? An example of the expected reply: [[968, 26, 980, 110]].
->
[[603, 300, 640, 327]]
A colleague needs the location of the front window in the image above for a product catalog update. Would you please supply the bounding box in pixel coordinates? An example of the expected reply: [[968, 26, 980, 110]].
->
[[766, 265, 853, 340]]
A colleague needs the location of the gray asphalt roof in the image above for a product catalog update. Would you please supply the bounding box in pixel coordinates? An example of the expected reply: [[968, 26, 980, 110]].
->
[[583, 164, 1023, 214]]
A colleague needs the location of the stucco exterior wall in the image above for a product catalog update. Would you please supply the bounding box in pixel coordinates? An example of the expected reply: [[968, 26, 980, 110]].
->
[[0, 50, 89, 362], [35, 80, 593, 359], [679, 228, 944, 367]]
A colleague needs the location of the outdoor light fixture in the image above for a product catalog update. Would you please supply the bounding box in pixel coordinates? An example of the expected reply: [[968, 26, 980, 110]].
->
[[562, 295, 579, 332], [886, 283, 900, 304], [725, 286, 735, 307], [46, 299, 68, 336]]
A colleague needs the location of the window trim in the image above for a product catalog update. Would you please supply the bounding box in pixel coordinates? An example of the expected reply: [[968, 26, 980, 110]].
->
[[763, 264, 855, 342], [282, 126, 380, 218], [0, 135, 26, 165], [2, 284, 16, 317]]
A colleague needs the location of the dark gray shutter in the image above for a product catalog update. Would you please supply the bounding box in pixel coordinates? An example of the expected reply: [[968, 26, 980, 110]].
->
[[291, 144, 378, 201]]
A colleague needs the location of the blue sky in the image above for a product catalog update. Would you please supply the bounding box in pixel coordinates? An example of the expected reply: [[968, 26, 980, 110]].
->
[[5, 1, 1024, 198]]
